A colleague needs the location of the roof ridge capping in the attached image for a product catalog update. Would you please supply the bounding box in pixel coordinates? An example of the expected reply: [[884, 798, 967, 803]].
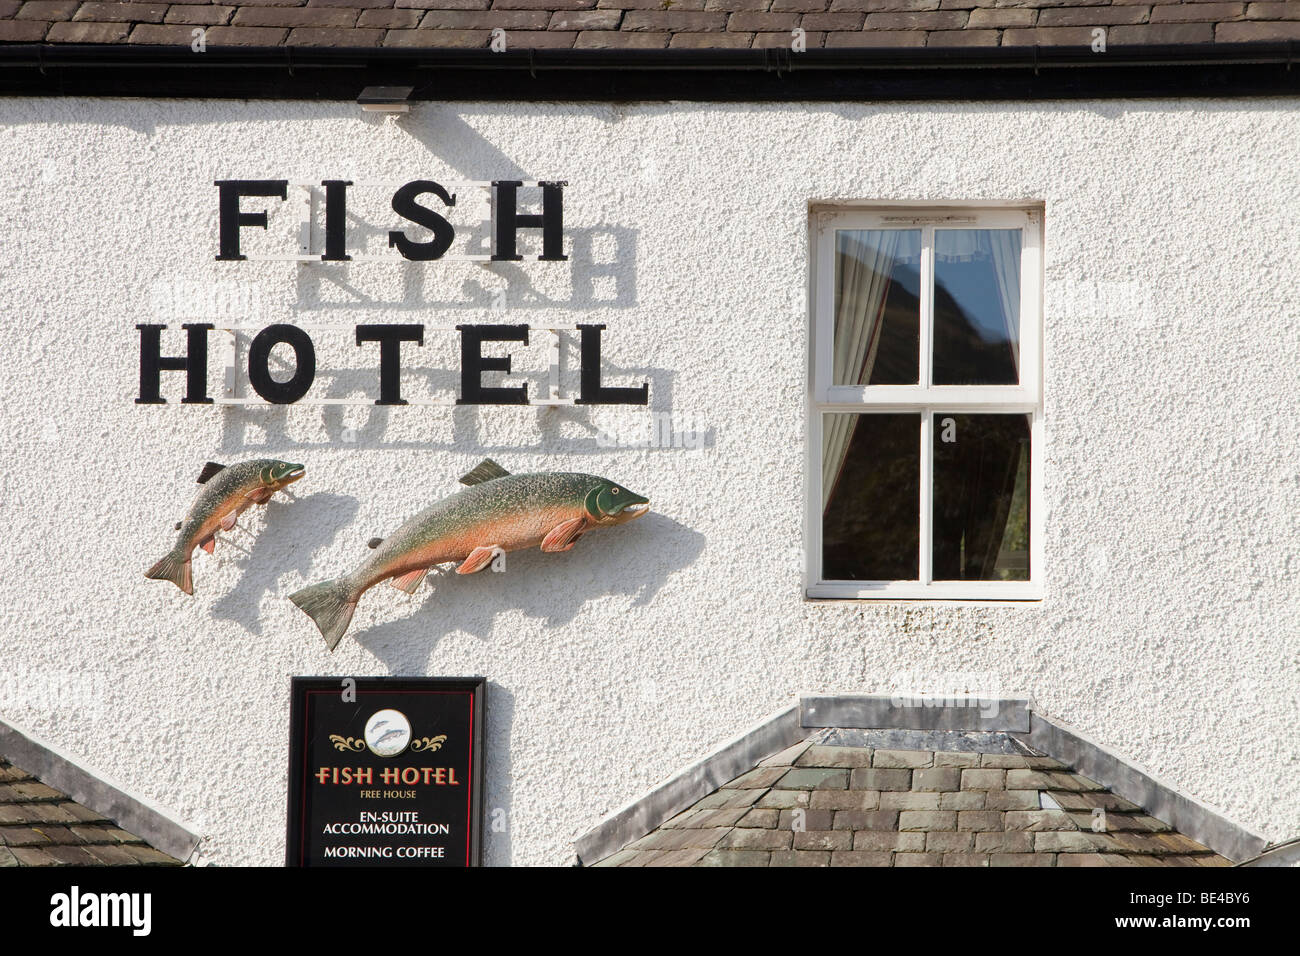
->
[[0, 715, 203, 864], [573, 694, 1270, 866]]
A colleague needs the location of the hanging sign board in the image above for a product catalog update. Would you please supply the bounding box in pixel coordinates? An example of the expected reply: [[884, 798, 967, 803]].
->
[[285, 676, 485, 867]]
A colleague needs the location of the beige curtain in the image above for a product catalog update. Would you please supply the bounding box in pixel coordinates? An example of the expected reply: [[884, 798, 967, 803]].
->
[[936, 229, 1022, 377], [822, 230, 905, 510], [985, 231, 1021, 378]]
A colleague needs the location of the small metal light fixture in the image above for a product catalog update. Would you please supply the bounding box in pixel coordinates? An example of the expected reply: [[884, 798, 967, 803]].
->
[[357, 86, 413, 114]]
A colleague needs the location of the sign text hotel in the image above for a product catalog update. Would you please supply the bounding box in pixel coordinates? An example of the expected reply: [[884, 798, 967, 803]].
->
[[135, 179, 647, 408]]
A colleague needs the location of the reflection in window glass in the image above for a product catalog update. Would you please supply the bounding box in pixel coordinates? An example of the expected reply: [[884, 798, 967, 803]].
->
[[833, 230, 921, 386], [932, 414, 1030, 581], [933, 229, 1021, 386], [822, 414, 919, 581]]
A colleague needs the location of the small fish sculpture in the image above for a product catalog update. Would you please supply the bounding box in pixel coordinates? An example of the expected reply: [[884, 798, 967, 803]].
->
[[145, 459, 305, 595], [289, 459, 649, 651]]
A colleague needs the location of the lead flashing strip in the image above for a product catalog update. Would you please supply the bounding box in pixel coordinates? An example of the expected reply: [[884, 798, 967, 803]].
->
[[0, 717, 203, 864], [573, 694, 1273, 865], [573, 702, 802, 866], [1022, 710, 1269, 864], [1239, 837, 1300, 867], [802, 695, 1031, 733]]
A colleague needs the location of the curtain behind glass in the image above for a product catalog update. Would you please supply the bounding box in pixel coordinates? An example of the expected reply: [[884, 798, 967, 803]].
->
[[932, 414, 1030, 581], [985, 231, 1021, 377], [934, 229, 1021, 380], [823, 230, 919, 510]]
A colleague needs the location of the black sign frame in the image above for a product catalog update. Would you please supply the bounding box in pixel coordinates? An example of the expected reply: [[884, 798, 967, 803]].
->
[[285, 676, 485, 867]]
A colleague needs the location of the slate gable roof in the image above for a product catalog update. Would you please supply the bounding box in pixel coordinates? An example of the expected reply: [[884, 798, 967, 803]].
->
[[0, 757, 182, 866], [2, 0, 1299, 50], [590, 733, 1232, 866]]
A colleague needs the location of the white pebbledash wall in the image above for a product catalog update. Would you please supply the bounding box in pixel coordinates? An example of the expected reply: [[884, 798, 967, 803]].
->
[[0, 97, 1296, 865]]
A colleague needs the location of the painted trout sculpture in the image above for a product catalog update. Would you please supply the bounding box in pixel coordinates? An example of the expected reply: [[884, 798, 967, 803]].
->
[[145, 459, 306, 595], [289, 459, 650, 651]]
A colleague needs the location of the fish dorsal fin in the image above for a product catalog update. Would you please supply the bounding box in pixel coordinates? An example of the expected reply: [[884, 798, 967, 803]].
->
[[367, 537, 384, 549], [458, 458, 510, 486], [196, 462, 226, 484]]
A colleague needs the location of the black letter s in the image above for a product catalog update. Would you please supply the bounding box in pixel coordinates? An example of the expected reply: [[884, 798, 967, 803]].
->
[[388, 180, 456, 261]]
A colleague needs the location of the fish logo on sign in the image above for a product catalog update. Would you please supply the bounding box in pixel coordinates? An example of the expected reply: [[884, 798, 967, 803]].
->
[[364, 709, 411, 757], [328, 723, 446, 755]]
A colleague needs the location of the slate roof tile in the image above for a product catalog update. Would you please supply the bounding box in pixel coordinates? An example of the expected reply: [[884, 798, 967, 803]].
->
[[47, 16, 129, 31], [572, 27, 668, 42], [357, 6, 419, 21], [772, 848, 832, 865], [164, 2, 233, 20], [4, 0, 1271, 51], [586, 740, 1235, 866], [0, 759, 180, 866]]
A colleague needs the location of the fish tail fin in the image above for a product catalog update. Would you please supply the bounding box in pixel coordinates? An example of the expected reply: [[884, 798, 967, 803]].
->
[[289, 578, 358, 652], [146, 549, 193, 595]]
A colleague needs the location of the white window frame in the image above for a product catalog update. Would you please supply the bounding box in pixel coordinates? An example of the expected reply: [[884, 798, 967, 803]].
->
[[805, 205, 1044, 601]]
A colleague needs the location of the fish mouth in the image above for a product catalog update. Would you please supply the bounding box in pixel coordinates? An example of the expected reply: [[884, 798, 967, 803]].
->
[[282, 466, 306, 483], [619, 502, 650, 521]]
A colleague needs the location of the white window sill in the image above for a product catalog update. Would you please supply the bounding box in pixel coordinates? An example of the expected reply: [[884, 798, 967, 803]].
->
[[806, 581, 1043, 601]]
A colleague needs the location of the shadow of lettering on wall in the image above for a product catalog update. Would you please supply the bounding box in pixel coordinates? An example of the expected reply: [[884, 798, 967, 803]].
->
[[216, 368, 711, 453], [293, 227, 637, 313]]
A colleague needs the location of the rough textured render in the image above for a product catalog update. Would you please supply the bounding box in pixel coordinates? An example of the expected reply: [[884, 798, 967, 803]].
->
[[0, 759, 181, 866], [592, 736, 1231, 866], [0, 98, 1296, 866], [1, 0, 1298, 50]]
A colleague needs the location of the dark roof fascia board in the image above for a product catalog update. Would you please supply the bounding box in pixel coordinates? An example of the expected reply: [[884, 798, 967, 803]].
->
[[0, 715, 203, 864], [2, 42, 1300, 101]]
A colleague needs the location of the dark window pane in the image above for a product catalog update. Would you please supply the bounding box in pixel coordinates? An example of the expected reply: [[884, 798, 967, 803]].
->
[[833, 230, 921, 386], [933, 229, 1021, 386], [822, 414, 919, 580], [932, 414, 1030, 581]]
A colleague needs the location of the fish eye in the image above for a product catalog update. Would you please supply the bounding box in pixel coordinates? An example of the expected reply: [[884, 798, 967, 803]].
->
[[611, 488, 619, 494]]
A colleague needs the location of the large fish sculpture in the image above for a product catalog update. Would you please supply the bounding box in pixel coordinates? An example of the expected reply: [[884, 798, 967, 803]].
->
[[289, 459, 649, 651], [145, 459, 306, 595]]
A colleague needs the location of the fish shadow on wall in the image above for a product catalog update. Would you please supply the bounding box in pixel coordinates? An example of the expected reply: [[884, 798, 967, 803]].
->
[[210, 492, 360, 636], [351, 512, 704, 672]]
